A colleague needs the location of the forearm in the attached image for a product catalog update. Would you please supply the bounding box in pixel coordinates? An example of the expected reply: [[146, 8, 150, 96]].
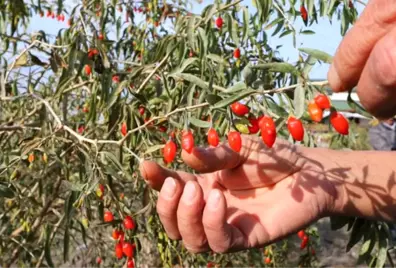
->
[[301, 146, 396, 222]]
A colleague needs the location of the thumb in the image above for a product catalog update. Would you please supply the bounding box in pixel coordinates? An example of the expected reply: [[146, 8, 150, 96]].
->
[[139, 160, 196, 191], [181, 135, 252, 173]]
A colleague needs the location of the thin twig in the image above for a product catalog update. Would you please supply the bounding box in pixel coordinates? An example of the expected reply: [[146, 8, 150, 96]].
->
[[136, 54, 171, 94], [5, 41, 38, 82], [0, 125, 41, 131]]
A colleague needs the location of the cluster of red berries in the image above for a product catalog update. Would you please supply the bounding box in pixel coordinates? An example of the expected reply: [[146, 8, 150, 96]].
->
[[308, 94, 349, 135], [263, 248, 271, 264], [97, 185, 136, 267], [161, 93, 348, 164], [103, 211, 136, 267], [297, 230, 309, 249]]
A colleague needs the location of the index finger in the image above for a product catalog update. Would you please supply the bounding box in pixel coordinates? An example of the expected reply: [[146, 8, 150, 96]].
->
[[328, 0, 396, 92]]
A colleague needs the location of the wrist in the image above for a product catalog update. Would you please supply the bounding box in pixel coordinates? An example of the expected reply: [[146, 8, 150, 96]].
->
[[297, 145, 347, 218]]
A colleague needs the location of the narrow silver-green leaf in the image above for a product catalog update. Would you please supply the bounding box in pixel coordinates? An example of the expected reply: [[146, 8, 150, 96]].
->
[[213, 89, 256, 109], [252, 62, 298, 75], [299, 47, 333, 63], [293, 84, 305, 118], [190, 117, 211, 128], [144, 144, 165, 155], [187, 15, 196, 52]]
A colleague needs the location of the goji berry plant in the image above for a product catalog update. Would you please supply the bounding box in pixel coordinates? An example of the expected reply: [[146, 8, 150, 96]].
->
[[0, 0, 390, 267]]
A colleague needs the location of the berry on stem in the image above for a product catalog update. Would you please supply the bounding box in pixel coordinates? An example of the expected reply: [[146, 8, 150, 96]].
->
[[115, 243, 123, 259], [28, 153, 35, 163], [122, 242, 135, 258], [121, 122, 127, 136], [297, 230, 305, 239], [259, 116, 276, 148], [112, 229, 123, 240], [287, 116, 304, 141], [127, 259, 135, 268], [123, 215, 136, 230], [207, 128, 219, 147], [233, 48, 241, 59], [228, 131, 242, 152], [330, 111, 349, 135], [300, 5, 308, 25], [230, 102, 250, 116], [104, 211, 114, 222], [138, 106, 145, 116], [215, 17, 223, 28], [181, 130, 194, 154], [300, 235, 309, 249], [314, 94, 331, 109], [308, 101, 323, 123], [248, 116, 260, 134], [163, 139, 177, 164], [85, 65, 92, 75]]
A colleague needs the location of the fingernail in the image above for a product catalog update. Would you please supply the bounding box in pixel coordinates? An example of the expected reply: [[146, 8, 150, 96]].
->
[[161, 177, 176, 199], [328, 64, 343, 92], [182, 181, 197, 205], [207, 190, 221, 211]]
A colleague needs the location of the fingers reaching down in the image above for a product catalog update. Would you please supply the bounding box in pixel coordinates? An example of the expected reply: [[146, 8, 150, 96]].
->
[[357, 26, 396, 119], [328, 0, 396, 93], [177, 181, 209, 253], [156, 177, 183, 240]]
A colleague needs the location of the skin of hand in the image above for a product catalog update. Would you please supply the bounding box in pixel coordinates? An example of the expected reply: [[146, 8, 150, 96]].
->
[[328, 0, 396, 119], [139, 135, 340, 253]]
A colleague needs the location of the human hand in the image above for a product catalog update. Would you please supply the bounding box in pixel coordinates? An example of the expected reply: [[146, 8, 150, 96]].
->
[[328, 0, 396, 119], [139, 135, 338, 253]]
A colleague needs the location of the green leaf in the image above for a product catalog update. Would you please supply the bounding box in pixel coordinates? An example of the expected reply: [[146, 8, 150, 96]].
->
[[300, 30, 315, 35], [205, 94, 223, 105], [64, 225, 70, 262], [347, 90, 372, 118], [0, 183, 15, 198], [190, 117, 211, 128], [144, 144, 165, 155], [242, 7, 250, 43], [359, 236, 373, 256], [106, 80, 127, 110], [330, 216, 352, 231], [225, 82, 247, 93], [279, 29, 293, 38], [187, 15, 196, 52], [171, 73, 226, 91], [206, 54, 228, 66], [45, 226, 55, 268], [252, 62, 299, 75], [172, 73, 208, 90], [149, 95, 169, 106], [203, 5, 216, 24], [177, 57, 198, 73], [346, 219, 367, 252], [293, 84, 305, 118], [265, 17, 283, 30], [376, 227, 389, 268], [212, 89, 256, 109], [299, 47, 333, 63]]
